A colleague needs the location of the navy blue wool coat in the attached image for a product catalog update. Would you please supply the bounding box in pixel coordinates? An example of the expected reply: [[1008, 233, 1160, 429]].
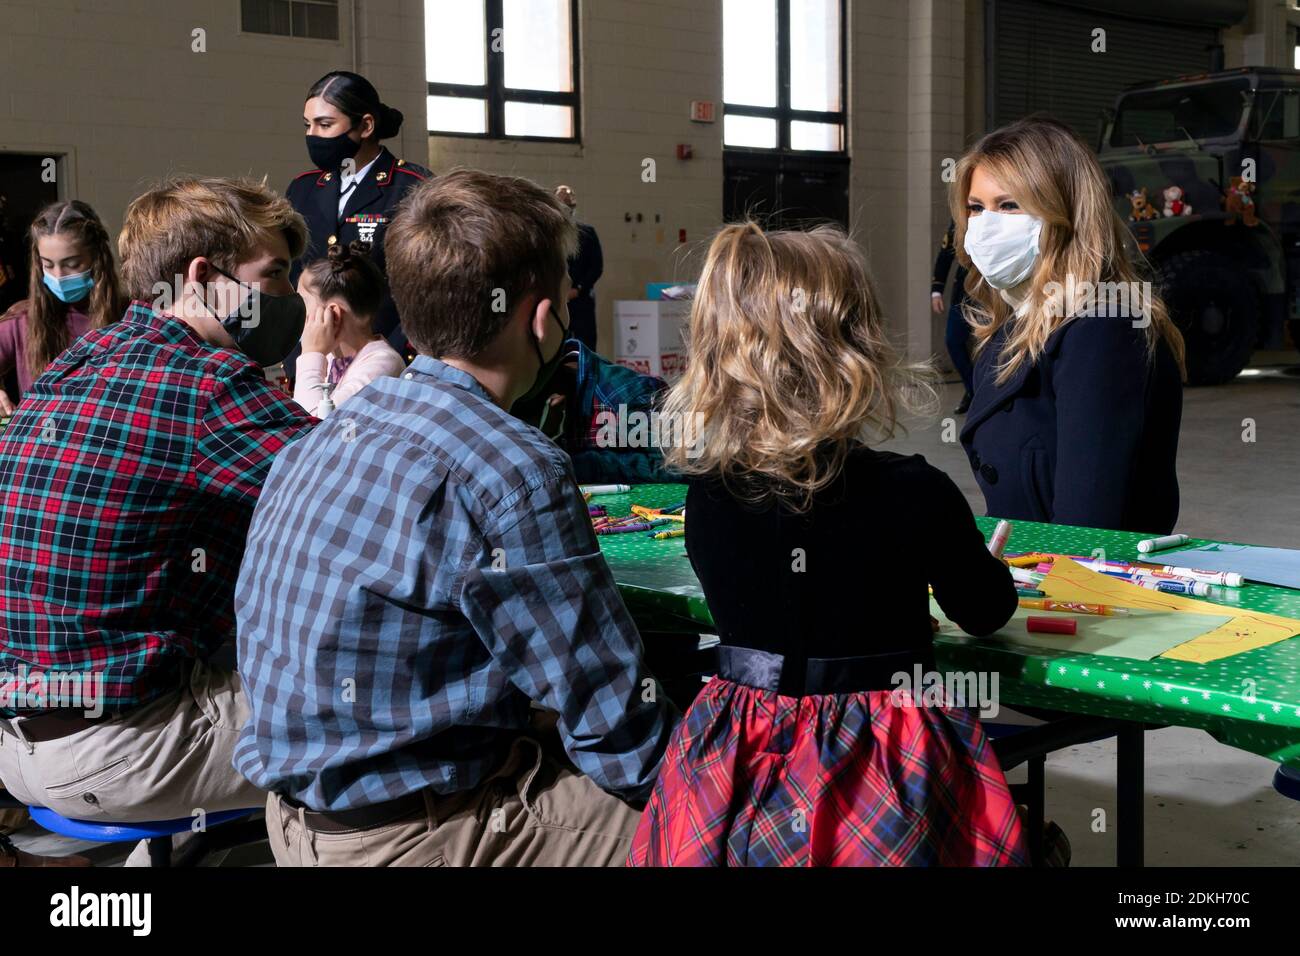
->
[[959, 313, 1183, 535]]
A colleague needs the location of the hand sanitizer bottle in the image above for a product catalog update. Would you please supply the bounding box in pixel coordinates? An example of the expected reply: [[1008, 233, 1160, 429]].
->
[[312, 380, 336, 418]]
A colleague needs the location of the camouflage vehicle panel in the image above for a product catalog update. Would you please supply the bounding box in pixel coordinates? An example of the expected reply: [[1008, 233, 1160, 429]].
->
[[1097, 67, 1300, 384]]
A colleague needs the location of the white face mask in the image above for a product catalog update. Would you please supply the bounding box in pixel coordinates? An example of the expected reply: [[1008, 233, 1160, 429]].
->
[[963, 211, 1043, 290]]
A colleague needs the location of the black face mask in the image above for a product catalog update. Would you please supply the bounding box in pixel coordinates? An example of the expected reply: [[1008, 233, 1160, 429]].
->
[[306, 128, 361, 171], [202, 264, 306, 368], [516, 307, 571, 406]]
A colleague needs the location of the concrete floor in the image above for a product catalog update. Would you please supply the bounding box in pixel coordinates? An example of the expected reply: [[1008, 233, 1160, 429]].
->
[[7, 355, 1299, 867], [880, 351, 1300, 866]]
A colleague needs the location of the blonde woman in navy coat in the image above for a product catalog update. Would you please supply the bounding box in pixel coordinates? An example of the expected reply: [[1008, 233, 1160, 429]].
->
[[952, 117, 1185, 534], [287, 71, 430, 361]]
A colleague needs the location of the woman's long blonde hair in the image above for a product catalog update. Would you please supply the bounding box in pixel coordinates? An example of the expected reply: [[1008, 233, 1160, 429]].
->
[[951, 116, 1185, 384], [661, 222, 935, 511]]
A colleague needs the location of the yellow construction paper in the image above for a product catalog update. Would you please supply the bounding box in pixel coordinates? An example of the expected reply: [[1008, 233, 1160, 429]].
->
[[1040, 556, 1300, 663]]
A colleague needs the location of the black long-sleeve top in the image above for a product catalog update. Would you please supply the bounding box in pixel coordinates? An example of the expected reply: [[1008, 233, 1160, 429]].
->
[[932, 220, 968, 298], [685, 448, 1017, 664], [568, 223, 603, 299]]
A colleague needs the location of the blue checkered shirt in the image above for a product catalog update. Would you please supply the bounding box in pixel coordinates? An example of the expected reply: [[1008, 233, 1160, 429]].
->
[[233, 356, 677, 810]]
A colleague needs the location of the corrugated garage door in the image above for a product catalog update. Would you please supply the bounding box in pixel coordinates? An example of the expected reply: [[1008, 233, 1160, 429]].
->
[[988, 0, 1221, 144]]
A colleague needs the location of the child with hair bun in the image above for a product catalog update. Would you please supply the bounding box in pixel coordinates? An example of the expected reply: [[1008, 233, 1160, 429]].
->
[[294, 241, 406, 415]]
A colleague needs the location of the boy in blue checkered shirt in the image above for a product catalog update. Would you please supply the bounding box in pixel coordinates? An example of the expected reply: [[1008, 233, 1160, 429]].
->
[[234, 168, 678, 867]]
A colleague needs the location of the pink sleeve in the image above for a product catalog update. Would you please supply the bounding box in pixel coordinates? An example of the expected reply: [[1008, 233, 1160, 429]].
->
[[332, 346, 407, 408], [293, 351, 329, 414], [0, 314, 22, 379]]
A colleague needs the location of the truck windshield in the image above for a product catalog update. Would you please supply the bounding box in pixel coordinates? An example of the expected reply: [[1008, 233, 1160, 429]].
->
[[1110, 79, 1249, 147]]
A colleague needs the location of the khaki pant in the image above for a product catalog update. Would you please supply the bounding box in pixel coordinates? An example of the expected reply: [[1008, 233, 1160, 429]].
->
[[0, 805, 27, 834], [0, 660, 264, 825], [266, 737, 641, 867]]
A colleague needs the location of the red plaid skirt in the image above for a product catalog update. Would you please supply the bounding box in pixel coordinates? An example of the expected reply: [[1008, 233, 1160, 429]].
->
[[627, 677, 1028, 866]]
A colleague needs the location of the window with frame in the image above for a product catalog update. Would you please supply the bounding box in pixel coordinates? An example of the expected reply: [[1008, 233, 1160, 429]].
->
[[241, 0, 339, 40], [425, 0, 580, 141], [723, 0, 845, 152]]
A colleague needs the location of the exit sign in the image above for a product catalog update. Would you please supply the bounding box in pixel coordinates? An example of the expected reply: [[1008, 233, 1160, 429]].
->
[[689, 100, 715, 123]]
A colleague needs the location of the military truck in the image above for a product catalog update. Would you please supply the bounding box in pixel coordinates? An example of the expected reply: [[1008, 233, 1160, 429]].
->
[[1097, 67, 1300, 385]]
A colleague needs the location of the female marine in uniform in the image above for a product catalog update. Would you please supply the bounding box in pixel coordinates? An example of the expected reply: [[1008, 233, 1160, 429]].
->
[[287, 71, 431, 360]]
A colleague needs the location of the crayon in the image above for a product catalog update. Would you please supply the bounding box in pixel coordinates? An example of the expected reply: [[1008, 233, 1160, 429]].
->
[[1136, 533, 1190, 554], [1016, 588, 1047, 598], [650, 528, 686, 540], [1006, 554, 1050, 569], [595, 523, 654, 535]]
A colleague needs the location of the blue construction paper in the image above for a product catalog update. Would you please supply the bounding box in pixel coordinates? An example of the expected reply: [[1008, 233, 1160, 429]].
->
[[1159, 544, 1300, 591]]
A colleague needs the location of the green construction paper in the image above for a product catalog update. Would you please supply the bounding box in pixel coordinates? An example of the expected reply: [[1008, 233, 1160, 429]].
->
[[929, 599, 1232, 660]]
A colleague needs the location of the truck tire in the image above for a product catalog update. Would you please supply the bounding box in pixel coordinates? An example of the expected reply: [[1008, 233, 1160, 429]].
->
[[1158, 251, 1258, 386]]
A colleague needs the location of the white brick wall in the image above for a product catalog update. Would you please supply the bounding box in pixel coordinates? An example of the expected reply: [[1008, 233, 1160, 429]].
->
[[0, 0, 426, 239], [847, 0, 964, 364], [0, 0, 968, 360], [429, 0, 724, 348]]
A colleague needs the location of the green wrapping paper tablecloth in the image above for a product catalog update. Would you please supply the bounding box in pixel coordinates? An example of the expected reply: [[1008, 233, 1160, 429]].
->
[[595, 483, 1300, 769]]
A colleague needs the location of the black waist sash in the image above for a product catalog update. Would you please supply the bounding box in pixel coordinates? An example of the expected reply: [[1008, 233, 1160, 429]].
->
[[715, 644, 935, 697]]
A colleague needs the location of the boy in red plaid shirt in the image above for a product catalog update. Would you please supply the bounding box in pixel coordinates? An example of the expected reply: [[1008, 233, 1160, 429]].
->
[[0, 177, 316, 866]]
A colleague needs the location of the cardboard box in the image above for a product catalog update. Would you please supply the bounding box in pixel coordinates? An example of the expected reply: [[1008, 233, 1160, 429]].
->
[[613, 299, 690, 380]]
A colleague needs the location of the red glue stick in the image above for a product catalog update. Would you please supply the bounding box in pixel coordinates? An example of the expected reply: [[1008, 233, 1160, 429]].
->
[[1027, 616, 1077, 635]]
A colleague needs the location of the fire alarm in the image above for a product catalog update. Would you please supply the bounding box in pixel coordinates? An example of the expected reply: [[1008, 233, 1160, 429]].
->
[[676, 144, 693, 160]]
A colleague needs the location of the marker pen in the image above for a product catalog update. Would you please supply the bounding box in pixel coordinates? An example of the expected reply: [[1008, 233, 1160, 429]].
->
[[1019, 598, 1123, 616], [1136, 533, 1190, 554], [1142, 564, 1244, 588], [988, 520, 1013, 559], [1010, 567, 1043, 586], [1152, 579, 1211, 597], [580, 484, 631, 496]]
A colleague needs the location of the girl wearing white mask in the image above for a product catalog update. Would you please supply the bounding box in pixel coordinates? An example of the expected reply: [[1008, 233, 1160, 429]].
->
[[952, 117, 1185, 534], [0, 201, 123, 415]]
